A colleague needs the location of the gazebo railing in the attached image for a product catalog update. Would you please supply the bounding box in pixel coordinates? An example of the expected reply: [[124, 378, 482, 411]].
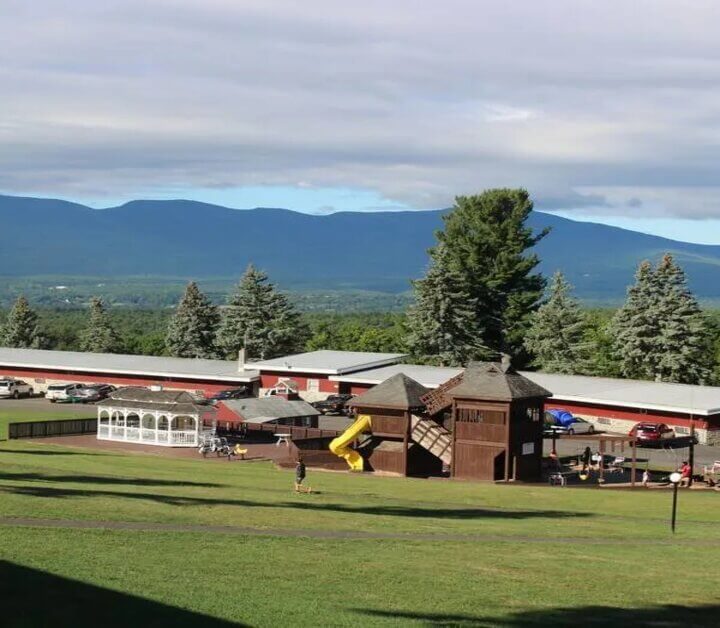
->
[[170, 431, 197, 446]]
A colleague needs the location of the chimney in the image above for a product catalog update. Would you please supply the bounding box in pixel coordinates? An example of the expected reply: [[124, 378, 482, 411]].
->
[[237, 348, 246, 372]]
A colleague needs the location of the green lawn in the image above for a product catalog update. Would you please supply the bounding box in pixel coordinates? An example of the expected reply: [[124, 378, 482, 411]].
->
[[0, 440, 719, 627], [0, 403, 95, 439]]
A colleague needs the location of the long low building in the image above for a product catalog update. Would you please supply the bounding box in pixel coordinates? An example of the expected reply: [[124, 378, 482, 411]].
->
[[333, 364, 720, 445], [1, 347, 719, 444]]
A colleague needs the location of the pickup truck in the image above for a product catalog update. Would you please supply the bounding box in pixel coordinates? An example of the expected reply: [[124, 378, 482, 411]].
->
[[0, 379, 34, 399], [311, 394, 356, 415]]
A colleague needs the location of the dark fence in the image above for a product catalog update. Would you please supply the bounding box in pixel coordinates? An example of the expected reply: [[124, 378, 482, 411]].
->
[[8, 418, 98, 440], [246, 423, 343, 440]]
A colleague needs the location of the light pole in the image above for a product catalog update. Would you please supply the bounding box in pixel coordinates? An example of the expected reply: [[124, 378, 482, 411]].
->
[[669, 471, 681, 533]]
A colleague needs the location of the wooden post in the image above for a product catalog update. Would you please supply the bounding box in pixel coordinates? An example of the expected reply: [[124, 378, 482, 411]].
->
[[599, 439, 605, 484], [689, 423, 695, 488], [631, 437, 637, 487]]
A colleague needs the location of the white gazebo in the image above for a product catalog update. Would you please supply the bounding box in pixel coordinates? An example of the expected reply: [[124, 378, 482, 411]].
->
[[97, 387, 210, 447]]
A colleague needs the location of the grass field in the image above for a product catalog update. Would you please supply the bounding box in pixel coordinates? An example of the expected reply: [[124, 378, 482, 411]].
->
[[1, 440, 719, 627], [0, 402, 95, 439]]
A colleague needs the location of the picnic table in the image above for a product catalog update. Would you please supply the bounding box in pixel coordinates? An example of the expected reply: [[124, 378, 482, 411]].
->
[[275, 433, 291, 447]]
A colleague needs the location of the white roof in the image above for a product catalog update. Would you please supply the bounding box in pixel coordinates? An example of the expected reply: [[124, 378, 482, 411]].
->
[[330, 363, 463, 388], [327, 359, 720, 416], [520, 371, 720, 416], [249, 350, 405, 375], [0, 347, 259, 383]]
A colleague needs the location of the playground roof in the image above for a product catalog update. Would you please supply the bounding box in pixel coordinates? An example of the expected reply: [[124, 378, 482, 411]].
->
[[448, 362, 552, 402], [349, 373, 430, 410], [249, 350, 405, 375]]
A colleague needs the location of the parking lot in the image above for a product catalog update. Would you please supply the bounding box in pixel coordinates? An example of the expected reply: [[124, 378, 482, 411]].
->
[[546, 436, 719, 470]]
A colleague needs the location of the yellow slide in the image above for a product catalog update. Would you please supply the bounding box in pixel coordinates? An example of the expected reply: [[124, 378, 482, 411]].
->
[[329, 414, 371, 471]]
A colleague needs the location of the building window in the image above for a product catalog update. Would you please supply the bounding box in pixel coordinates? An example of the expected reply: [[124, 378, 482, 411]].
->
[[306, 379, 319, 393]]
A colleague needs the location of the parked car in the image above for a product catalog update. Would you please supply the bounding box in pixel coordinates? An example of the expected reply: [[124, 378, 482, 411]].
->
[[207, 387, 250, 404], [629, 422, 675, 445], [0, 379, 34, 399], [67, 384, 116, 404], [311, 394, 356, 415], [45, 383, 84, 403], [544, 417, 596, 436]]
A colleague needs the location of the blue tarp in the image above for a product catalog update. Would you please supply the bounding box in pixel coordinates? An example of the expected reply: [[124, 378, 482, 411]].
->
[[546, 408, 575, 427]]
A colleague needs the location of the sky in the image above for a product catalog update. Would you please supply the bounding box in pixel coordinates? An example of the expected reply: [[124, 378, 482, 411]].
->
[[2, 1, 720, 242]]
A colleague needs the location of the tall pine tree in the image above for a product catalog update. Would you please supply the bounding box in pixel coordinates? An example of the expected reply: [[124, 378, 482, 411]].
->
[[1, 295, 42, 348], [166, 282, 220, 359], [407, 246, 490, 365], [79, 297, 122, 353], [217, 265, 307, 360], [611, 255, 712, 384], [609, 261, 660, 380], [409, 189, 548, 364], [653, 254, 712, 384], [523, 271, 593, 374]]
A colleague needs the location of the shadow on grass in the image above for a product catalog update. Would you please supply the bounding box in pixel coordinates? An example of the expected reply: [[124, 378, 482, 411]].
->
[[0, 471, 221, 488], [0, 448, 106, 456], [0, 483, 590, 520], [355, 604, 720, 627], [0, 560, 245, 628]]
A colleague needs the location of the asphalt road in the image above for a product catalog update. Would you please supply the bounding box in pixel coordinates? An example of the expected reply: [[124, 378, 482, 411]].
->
[[545, 437, 718, 471]]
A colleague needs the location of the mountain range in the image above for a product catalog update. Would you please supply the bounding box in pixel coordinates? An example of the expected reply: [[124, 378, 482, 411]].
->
[[1, 194, 719, 301]]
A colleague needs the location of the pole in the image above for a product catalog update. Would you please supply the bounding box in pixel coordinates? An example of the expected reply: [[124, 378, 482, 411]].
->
[[688, 423, 695, 488], [631, 437, 637, 487], [671, 481, 679, 533]]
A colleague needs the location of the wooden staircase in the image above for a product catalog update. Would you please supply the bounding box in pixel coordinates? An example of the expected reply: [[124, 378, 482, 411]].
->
[[410, 415, 452, 465]]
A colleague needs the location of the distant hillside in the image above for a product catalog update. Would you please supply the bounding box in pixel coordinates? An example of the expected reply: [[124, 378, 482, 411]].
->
[[1, 194, 719, 300]]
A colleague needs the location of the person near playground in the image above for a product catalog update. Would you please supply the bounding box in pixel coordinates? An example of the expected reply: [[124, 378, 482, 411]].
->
[[294, 457, 311, 493], [680, 460, 692, 487], [580, 446, 592, 472], [642, 468, 650, 488]]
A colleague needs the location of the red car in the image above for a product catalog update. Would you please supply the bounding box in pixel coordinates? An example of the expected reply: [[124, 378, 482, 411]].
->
[[629, 422, 675, 445]]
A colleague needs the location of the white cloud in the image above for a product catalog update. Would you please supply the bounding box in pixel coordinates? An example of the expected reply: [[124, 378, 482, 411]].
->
[[0, 1, 719, 216]]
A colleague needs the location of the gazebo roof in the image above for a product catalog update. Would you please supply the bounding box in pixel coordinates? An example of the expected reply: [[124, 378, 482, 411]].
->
[[447, 362, 552, 402], [348, 373, 430, 410], [98, 387, 206, 414]]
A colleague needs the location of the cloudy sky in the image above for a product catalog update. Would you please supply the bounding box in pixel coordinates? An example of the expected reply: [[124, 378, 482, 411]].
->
[[2, 1, 720, 241]]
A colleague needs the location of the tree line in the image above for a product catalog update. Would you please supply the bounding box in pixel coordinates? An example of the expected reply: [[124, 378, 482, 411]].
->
[[1, 188, 718, 385]]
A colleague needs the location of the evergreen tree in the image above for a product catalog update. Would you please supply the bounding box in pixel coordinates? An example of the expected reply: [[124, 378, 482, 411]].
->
[[406, 247, 490, 365], [609, 261, 660, 380], [1, 295, 42, 348], [165, 282, 220, 358], [217, 265, 308, 360], [653, 254, 712, 384], [409, 188, 548, 364], [524, 271, 593, 374], [610, 255, 712, 384], [79, 297, 122, 353]]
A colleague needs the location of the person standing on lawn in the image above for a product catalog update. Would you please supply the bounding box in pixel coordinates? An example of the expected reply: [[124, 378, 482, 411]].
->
[[294, 457, 311, 493]]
